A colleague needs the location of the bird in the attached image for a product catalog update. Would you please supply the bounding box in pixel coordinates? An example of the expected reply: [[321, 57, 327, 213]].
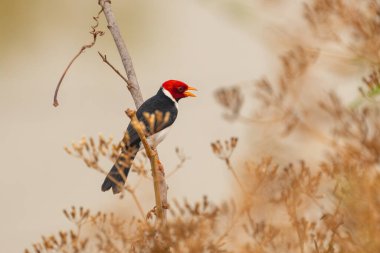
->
[[101, 80, 197, 194]]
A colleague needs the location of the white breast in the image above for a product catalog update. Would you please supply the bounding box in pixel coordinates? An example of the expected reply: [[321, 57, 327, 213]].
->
[[139, 126, 172, 151]]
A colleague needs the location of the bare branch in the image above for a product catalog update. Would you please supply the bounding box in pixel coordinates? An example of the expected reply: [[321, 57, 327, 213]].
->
[[126, 109, 166, 222], [98, 52, 129, 85], [53, 8, 104, 107], [98, 0, 144, 108]]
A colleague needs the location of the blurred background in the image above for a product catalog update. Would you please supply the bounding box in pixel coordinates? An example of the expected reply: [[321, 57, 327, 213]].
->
[[0, 0, 365, 252]]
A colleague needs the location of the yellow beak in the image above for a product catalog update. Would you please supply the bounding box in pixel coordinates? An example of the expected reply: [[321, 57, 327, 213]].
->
[[184, 86, 197, 97]]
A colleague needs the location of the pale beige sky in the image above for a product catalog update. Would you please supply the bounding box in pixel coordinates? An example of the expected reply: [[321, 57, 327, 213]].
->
[[0, 0, 363, 252]]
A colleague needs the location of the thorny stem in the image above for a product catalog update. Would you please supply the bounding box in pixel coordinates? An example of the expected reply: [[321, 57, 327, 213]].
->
[[126, 109, 165, 222]]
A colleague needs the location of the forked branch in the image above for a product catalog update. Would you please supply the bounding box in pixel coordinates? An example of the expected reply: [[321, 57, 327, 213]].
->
[[98, 52, 129, 84], [98, 0, 144, 108]]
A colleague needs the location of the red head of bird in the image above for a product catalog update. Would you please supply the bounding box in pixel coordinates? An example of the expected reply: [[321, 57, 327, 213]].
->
[[162, 80, 197, 101]]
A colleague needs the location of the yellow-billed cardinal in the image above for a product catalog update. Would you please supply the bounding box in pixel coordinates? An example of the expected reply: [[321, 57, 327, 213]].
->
[[102, 80, 197, 194]]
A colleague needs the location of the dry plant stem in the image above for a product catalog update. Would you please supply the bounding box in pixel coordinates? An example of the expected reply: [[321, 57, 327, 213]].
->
[[215, 211, 241, 246], [95, 165, 146, 220], [53, 8, 104, 107], [98, 0, 144, 108], [98, 52, 129, 84], [66, 137, 147, 221], [225, 158, 248, 194], [129, 190, 145, 221], [286, 193, 305, 253], [314, 239, 320, 253], [126, 109, 166, 221], [53, 51, 83, 107], [166, 154, 187, 178]]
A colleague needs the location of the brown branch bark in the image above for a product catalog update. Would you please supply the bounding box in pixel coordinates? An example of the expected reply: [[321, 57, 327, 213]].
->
[[126, 109, 166, 220], [98, 0, 144, 108], [98, 52, 129, 84], [98, 0, 167, 221]]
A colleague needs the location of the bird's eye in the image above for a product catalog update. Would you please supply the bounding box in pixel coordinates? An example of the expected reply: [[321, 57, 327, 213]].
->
[[177, 86, 185, 93]]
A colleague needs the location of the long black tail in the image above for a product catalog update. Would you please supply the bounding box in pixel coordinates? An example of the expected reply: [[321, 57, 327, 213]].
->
[[101, 146, 139, 194], [101, 164, 131, 194]]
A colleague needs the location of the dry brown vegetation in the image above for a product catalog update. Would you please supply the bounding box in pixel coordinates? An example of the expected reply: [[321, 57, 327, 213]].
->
[[27, 1, 380, 252]]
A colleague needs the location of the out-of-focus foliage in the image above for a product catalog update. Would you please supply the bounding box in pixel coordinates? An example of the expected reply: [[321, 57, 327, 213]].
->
[[26, 0, 380, 252]]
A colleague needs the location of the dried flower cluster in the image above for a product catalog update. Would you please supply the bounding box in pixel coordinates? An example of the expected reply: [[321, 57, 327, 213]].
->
[[27, 1, 380, 253], [25, 199, 232, 253], [357, 67, 380, 105], [320, 91, 380, 169], [215, 87, 244, 121], [211, 137, 238, 160], [304, 0, 380, 65], [215, 46, 319, 136], [211, 1, 380, 252], [25, 207, 90, 253]]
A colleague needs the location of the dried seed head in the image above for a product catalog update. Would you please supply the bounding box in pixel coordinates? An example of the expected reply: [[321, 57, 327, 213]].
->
[[211, 141, 223, 156], [64, 146, 72, 155], [211, 137, 238, 160], [215, 86, 243, 120]]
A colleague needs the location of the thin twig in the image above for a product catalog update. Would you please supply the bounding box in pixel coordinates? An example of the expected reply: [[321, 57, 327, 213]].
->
[[53, 8, 104, 107], [166, 160, 186, 178], [98, 52, 129, 84], [215, 212, 240, 246], [129, 190, 146, 221], [313, 239, 320, 253], [98, 0, 144, 108], [166, 149, 188, 178], [225, 158, 249, 195], [95, 164, 146, 221], [126, 109, 165, 221]]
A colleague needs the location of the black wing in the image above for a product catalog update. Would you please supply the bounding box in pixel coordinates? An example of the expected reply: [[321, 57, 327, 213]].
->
[[101, 88, 178, 194], [125, 88, 178, 147]]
